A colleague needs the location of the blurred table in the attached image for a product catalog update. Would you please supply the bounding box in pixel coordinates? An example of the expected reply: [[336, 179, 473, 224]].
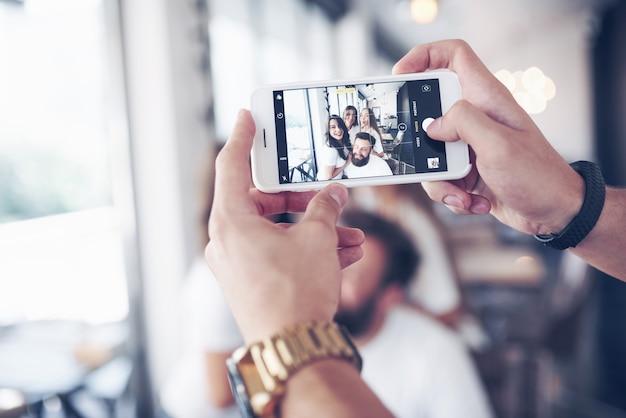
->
[[456, 244, 547, 285], [0, 321, 129, 418]]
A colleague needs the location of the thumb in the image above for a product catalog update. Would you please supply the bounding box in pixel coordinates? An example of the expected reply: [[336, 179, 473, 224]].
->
[[300, 183, 348, 227], [425, 99, 512, 156]]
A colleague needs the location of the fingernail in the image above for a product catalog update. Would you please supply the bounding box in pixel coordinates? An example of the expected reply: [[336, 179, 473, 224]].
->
[[328, 184, 348, 208], [443, 195, 464, 209], [424, 117, 441, 134]]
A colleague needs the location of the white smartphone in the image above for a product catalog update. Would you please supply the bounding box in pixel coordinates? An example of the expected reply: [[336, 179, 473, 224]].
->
[[250, 70, 470, 193]]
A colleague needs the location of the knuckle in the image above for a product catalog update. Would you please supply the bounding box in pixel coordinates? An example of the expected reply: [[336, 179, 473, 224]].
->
[[207, 211, 227, 241], [452, 39, 470, 50], [214, 150, 228, 172]]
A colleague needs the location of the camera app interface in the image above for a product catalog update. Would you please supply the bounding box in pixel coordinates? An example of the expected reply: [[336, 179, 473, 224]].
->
[[273, 79, 447, 184]]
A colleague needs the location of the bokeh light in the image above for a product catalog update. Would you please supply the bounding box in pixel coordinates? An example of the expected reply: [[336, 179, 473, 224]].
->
[[495, 67, 556, 114]]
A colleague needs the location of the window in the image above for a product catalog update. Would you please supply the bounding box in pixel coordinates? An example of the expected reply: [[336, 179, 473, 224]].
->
[[0, 0, 128, 325]]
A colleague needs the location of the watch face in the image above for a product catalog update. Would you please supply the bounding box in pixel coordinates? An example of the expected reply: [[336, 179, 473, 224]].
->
[[226, 358, 256, 418]]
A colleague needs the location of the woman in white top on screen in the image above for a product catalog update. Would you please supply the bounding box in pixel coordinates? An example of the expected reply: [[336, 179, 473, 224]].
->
[[317, 115, 352, 181], [360, 107, 385, 158]]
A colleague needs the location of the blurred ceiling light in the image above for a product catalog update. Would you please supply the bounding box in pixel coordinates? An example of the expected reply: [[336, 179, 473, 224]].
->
[[410, 0, 438, 24], [494, 67, 556, 114]]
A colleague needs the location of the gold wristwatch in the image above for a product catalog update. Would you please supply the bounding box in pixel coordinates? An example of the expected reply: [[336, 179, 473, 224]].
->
[[226, 321, 362, 418]]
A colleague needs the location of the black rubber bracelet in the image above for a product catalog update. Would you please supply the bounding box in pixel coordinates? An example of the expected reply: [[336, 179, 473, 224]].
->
[[534, 161, 606, 250]]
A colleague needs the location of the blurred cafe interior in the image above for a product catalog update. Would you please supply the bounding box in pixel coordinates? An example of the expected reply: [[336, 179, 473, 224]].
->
[[0, 0, 625, 417]]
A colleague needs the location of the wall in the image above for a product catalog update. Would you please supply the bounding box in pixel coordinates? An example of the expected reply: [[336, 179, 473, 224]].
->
[[119, 0, 215, 406]]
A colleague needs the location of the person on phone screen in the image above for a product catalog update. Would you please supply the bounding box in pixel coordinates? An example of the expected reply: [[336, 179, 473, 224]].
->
[[342, 105, 359, 145], [360, 107, 385, 158], [317, 115, 352, 181], [205, 39, 626, 417], [343, 132, 392, 179]]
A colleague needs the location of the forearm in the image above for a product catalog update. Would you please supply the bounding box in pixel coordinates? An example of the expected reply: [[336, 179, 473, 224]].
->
[[281, 359, 393, 418], [319, 166, 334, 181], [571, 187, 626, 281], [204, 351, 235, 408], [331, 166, 345, 179], [332, 157, 353, 179]]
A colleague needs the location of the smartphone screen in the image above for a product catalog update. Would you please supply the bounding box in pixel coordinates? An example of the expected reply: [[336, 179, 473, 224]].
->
[[271, 79, 447, 185]]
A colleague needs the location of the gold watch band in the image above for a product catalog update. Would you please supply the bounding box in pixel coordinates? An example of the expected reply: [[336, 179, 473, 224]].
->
[[261, 321, 362, 380], [228, 321, 362, 418]]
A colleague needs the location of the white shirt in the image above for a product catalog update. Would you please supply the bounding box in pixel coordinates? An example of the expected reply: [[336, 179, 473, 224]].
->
[[372, 130, 384, 155], [344, 154, 392, 178], [318, 145, 348, 180], [360, 306, 493, 418], [160, 258, 242, 418]]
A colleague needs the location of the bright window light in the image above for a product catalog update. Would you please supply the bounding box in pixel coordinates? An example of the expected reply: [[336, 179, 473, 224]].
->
[[0, 1, 129, 325]]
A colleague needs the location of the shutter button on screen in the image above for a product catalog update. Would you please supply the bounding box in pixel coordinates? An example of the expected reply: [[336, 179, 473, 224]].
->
[[422, 117, 435, 132]]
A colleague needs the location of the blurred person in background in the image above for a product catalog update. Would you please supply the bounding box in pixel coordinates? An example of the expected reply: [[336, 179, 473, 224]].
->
[[349, 183, 490, 351], [335, 209, 493, 417], [159, 162, 490, 416], [159, 147, 239, 418]]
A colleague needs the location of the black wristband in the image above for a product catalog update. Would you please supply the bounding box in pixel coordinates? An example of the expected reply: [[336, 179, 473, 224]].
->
[[534, 161, 606, 250]]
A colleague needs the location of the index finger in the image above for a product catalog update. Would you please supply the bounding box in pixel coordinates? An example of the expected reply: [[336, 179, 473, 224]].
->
[[299, 183, 348, 229], [392, 39, 526, 129], [392, 40, 499, 97]]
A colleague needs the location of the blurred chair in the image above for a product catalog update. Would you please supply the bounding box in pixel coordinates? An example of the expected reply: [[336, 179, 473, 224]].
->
[[81, 356, 134, 418]]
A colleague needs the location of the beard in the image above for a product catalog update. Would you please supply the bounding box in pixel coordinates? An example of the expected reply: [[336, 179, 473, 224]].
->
[[352, 153, 370, 167], [334, 295, 378, 338]]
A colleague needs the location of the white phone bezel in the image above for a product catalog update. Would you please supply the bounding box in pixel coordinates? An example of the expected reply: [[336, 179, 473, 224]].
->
[[250, 70, 470, 193]]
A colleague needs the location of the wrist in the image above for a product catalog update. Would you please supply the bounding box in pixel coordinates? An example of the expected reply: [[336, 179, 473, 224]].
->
[[227, 321, 362, 418], [534, 161, 606, 250], [241, 312, 334, 345], [535, 165, 585, 236]]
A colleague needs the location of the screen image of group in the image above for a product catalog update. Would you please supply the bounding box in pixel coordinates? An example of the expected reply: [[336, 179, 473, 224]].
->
[[272, 79, 448, 184]]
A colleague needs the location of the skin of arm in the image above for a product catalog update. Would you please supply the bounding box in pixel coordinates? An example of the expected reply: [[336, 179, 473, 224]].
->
[[283, 359, 392, 418], [204, 351, 235, 408], [205, 109, 393, 417], [323, 153, 352, 180], [569, 187, 626, 281], [320, 165, 334, 181], [393, 39, 626, 282]]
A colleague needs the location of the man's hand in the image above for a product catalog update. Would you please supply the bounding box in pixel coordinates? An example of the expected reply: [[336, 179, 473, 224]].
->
[[393, 40, 584, 236], [205, 110, 364, 343]]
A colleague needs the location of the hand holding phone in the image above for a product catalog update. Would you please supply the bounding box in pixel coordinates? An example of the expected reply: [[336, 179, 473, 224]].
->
[[250, 70, 470, 192]]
